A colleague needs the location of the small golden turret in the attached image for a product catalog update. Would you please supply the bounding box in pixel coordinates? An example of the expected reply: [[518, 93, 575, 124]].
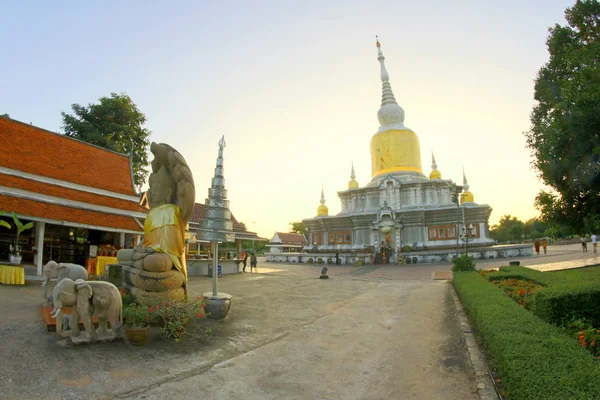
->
[[317, 186, 329, 216], [461, 169, 474, 204], [429, 151, 441, 180], [348, 163, 359, 189]]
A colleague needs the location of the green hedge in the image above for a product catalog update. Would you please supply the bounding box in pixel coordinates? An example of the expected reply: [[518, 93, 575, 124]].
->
[[453, 272, 600, 400], [535, 282, 600, 327], [487, 266, 600, 326]]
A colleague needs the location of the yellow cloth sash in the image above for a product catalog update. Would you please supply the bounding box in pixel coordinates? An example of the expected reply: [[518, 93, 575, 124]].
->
[[143, 204, 187, 280]]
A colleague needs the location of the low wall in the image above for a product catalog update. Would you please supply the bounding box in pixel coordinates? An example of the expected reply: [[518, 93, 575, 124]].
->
[[265, 244, 534, 265], [187, 259, 241, 276]]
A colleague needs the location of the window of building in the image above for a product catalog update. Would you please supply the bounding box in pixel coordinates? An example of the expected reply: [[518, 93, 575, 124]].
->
[[439, 228, 446, 238], [448, 227, 456, 238], [312, 232, 322, 245], [429, 227, 437, 239]]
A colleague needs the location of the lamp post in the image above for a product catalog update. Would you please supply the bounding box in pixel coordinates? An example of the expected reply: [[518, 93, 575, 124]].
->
[[465, 223, 474, 255], [452, 186, 463, 258]]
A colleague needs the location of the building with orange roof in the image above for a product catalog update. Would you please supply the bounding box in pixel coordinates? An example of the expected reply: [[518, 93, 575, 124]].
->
[[0, 117, 147, 275]]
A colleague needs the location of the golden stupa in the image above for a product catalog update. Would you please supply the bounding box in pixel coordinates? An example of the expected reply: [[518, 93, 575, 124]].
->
[[370, 39, 422, 178]]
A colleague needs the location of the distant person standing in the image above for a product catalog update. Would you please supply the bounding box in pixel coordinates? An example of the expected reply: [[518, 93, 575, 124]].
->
[[250, 253, 257, 272], [542, 239, 547, 254], [242, 252, 248, 272], [581, 236, 588, 253], [592, 233, 597, 254], [534, 239, 540, 255]]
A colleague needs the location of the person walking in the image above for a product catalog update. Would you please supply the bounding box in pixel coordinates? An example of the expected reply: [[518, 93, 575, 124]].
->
[[592, 233, 597, 254], [534, 239, 540, 255], [542, 239, 547, 254], [581, 236, 588, 253], [250, 253, 257, 272], [242, 252, 248, 272]]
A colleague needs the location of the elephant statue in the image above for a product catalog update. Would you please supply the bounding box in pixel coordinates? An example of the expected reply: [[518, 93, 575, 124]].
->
[[42, 261, 88, 300], [51, 278, 122, 340]]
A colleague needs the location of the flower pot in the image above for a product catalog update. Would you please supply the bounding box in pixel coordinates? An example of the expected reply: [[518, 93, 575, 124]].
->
[[9, 254, 22, 265], [125, 326, 150, 346]]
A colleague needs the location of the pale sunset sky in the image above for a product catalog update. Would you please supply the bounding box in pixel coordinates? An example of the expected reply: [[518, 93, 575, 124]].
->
[[1, 1, 573, 239]]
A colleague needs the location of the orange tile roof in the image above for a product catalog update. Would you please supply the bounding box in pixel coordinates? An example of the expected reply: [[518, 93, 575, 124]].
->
[[0, 118, 136, 196], [272, 232, 308, 245], [0, 173, 147, 213], [0, 194, 142, 232]]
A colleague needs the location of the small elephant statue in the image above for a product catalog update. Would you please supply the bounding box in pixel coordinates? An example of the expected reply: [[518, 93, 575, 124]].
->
[[42, 261, 88, 300], [51, 278, 122, 340]]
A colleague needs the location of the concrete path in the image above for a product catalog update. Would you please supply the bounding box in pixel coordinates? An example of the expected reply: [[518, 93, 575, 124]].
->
[[124, 281, 476, 400], [1, 265, 477, 399], [3, 244, 595, 399]]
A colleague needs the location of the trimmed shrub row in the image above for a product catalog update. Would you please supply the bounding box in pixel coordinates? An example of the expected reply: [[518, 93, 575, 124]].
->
[[487, 266, 600, 327], [453, 272, 600, 400], [535, 282, 600, 327]]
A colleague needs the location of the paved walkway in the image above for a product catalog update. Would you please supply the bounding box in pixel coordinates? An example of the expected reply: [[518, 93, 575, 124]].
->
[[1, 244, 596, 399]]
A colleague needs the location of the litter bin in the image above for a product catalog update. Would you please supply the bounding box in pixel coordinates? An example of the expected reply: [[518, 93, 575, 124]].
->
[[208, 264, 222, 277]]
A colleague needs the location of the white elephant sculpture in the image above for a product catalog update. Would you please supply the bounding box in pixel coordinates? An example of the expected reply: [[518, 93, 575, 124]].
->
[[51, 278, 122, 340], [42, 261, 88, 300]]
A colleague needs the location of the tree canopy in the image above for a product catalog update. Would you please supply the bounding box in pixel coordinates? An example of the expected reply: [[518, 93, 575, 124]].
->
[[0, 113, 9, 119], [524, 0, 600, 231], [289, 221, 307, 235], [61, 93, 151, 188], [490, 215, 526, 243]]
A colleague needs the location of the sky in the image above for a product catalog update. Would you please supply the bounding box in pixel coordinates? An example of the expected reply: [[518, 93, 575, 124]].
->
[[0, 0, 574, 239]]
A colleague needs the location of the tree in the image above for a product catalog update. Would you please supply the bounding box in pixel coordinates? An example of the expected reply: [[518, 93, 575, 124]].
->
[[524, 0, 600, 231], [288, 221, 307, 235], [239, 222, 248, 231], [61, 93, 151, 188], [524, 218, 549, 239], [490, 215, 525, 243], [0, 113, 9, 119]]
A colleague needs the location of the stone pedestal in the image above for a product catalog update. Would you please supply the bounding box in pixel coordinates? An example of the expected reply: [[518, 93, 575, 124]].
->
[[202, 292, 232, 320]]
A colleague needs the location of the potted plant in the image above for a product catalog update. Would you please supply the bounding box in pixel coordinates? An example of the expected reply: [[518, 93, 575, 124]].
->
[[8, 213, 34, 265], [143, 297, 206, 342], [123, 302, 152, 346]]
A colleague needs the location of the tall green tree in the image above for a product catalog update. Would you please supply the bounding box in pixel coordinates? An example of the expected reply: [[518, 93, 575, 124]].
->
[[61, 93, 151, 188], [490, 215, 525, 243], [524, 0, 600, 231], [0, 113, 10, 119], [289, 221, 307, 235]]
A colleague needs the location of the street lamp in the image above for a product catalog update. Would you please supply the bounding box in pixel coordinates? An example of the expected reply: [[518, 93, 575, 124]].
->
[[464, 223, 474, 255], [452, 186, 463, 258]]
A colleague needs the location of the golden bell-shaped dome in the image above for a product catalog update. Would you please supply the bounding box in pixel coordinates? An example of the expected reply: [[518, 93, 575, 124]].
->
[[430, 169, 441, 179], [461, 191, 474, 204], [348, 163, 359, 189], [317, 204, 329, 216], [317, 186, 328, 216]]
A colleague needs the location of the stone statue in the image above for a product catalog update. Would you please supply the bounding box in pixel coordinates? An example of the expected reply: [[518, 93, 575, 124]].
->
[[117, 142, 195, 301], [41, 261, 88, 300], [320, 266, 329, 279], [51, 278, 122, 341]]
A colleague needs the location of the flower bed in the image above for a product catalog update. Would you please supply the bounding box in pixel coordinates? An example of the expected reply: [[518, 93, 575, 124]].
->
[[454, 271, 600, 399], [487, 276, 544, 308]]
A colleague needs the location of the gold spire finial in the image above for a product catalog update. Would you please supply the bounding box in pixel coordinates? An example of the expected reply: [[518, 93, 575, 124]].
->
[[376, 35, 380, 47]]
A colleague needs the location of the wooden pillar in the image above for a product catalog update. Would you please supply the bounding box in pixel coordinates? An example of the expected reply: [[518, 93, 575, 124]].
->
[[119, 232, 125, 249], [35, 221, 45, 276], [236, 239, 242, 258]]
